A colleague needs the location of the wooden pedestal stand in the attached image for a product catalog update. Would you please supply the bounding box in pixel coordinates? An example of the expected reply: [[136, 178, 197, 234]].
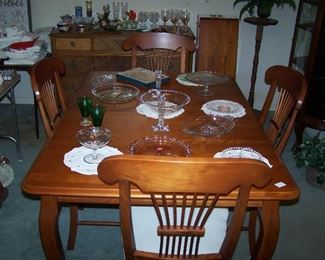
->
[[244, 17, 278, 107]]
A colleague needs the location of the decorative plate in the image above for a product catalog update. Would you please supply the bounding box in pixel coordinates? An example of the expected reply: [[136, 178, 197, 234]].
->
[[202, 99, 246, 118], [92, 83, 140, 103], [91, 74, 114, 86], [214, 147, 273, 168], [185, 71, 229, 85], [129, 135, 192, 157], [183, 115, 235, 137], [176, 74, 201, 86]]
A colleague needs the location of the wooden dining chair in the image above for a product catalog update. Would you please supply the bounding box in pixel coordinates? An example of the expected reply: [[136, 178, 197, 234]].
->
[[247, 65, 308, 256], [30, 57, 66, 138], [122, 32, 196, 74], [31, 57, 120, 250], [98, 155, 271, 259], [258, 65, 308, 156]]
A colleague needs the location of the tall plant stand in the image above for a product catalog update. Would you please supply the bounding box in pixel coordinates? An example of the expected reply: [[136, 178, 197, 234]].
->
[[244, 17, 278, 107]]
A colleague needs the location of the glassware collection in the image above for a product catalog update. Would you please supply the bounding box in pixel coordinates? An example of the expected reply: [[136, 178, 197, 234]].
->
[[59, 1, 191, 33]]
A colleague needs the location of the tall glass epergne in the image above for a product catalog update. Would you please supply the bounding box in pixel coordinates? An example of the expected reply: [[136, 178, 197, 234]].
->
[[140, 70, 190, 132]]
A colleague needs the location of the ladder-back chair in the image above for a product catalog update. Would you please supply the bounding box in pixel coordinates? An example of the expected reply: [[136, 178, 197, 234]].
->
[[98, 155, 271, 259], [122, 32, 196, 74], [248, 65, 307, 256], [30, 57, 66, 138], [258, 65, 308, 156], [31, 57, 120, 250]]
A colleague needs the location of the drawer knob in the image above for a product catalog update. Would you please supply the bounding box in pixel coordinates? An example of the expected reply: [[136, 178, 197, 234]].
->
[[70, 41, 75, 47]]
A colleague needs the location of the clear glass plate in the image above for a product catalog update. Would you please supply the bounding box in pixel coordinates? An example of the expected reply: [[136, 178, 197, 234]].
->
[[128, 135, 192, 157], [185, 71, 229, 85], [183, 115, 235, 137], [92, 83, 140, 103]]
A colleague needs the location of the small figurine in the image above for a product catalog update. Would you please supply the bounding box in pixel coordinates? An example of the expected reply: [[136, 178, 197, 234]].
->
[[126, 10, 137, 21], [97, 4, 111, 28]]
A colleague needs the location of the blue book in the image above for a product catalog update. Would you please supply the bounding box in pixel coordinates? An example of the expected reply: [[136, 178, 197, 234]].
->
[[116, 67, 169, 88]]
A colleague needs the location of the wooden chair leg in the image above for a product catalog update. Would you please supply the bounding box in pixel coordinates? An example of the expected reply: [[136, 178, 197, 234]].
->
[[248, 209, 257, 255], [248, 209, 263, 259], [67, 205, 79, 250]]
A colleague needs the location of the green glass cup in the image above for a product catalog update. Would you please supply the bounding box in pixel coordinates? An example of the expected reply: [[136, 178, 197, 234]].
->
[[90, 104, 106, 127], [77, 96, 93, 127]]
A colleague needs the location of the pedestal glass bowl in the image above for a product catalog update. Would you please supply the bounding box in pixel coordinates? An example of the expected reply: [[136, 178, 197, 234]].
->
[[185, 71, 229, 96], [76, 127, 111, 164], [140, 89, 190, 132]]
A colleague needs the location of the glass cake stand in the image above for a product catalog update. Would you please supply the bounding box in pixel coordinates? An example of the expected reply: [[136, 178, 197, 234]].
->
[[185, 71, 229, 96]]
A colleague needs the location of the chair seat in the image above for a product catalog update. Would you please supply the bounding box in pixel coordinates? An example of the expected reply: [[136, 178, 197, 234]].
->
[[132, 206, 229, 254]]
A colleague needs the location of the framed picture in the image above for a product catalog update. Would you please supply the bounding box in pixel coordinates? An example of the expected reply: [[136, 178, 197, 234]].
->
[[0, 0, 32, 31]]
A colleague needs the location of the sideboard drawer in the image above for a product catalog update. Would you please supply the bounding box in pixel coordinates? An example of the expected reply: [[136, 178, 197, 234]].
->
[[55, 38, 91, 51]]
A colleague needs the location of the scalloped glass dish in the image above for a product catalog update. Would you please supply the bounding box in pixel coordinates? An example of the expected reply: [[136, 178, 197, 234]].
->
[[183, 115, 235, 137], [92, 83, 140, 103], [129, 135, 192, 157], [214, 147, 273, 168]]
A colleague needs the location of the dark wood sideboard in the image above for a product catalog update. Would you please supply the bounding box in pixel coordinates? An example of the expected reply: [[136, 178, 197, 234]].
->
[[50, 27, 195, 101]]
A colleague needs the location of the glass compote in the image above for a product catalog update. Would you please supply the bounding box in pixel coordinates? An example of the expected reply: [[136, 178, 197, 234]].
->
[[185, 71, 229, 97], [148, 11, 160, 29], [76, 127, 111, 164], [161, 9, 170, 29], [77, 96, 93, 127], [141, 89, 190, 132], [138, 11, 149, 30]]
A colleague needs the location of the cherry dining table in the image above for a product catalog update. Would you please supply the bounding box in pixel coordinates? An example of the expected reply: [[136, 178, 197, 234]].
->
[[21, 71, 299, 260]]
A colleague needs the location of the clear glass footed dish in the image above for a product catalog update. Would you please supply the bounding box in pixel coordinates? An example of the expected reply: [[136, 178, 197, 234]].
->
[[92, 83, 140, 103], [183, 115, 235, 137], [128, 135, 192, 157], [76, 127, 111, 164]]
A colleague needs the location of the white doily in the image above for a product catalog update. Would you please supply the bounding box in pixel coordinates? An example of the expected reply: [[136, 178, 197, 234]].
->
[[136, 104, 185, 119], [176, 74, 201, 86], [202, 99, 246, 118], [64, 146, 123, 175], [214, 147, 272, 168]]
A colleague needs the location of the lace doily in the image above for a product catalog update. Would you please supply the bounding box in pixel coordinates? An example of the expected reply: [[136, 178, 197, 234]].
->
[[202, 99, 246, 118], [64, 146, 123, 175], [214, 147, 272, 168], [136, 104, 185, 119]]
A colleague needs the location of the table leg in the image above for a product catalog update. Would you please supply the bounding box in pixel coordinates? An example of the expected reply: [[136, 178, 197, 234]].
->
[[255, 200, 280, 260], [40, 196, 65, 260], [10, 88, 23, 161]]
